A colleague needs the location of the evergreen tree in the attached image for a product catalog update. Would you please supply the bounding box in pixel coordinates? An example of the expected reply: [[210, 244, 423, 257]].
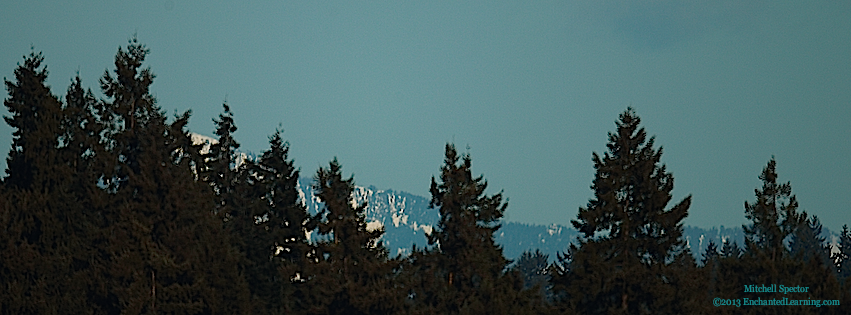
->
[[700, 240, 746, 315], [833, 226, 851, 308], [60, 75, 100, 173], [257, 130, 317, 293], [240, 128, 317, 314], [305, 158, 399, 314], [720, 240, 742, 259], [59, 73, 129, 315], [737, 159, 844, 314], [514, 249, 551, 302], [0, 51, 101, 313], [255, 129, 314, 271], [789, 214, 832, 267], [665, 248, 705, 314], [3, 50, 64, 190], [201, 102, 241, 215], [198, 103, 287, 313], [553, 108, 692, 314], [742, 158, 805, 263], [700, 241, 724, 314], [404, 144, 543, 314], [834, 225, 851, 287], [701, 240, 720, 267], [94, 37, 251, 314]]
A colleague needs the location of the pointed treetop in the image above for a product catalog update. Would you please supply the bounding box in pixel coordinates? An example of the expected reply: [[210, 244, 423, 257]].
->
[[743, 158, 804, 259], [3, 50, 63, 189], [573, 108, 687, 244]]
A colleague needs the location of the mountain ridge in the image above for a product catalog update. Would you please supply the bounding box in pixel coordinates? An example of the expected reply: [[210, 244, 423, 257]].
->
[[294, 177, 842, 262]]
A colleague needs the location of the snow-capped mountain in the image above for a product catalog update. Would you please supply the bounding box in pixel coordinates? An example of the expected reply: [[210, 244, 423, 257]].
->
[[296, 178, 439, 257], [294, 178, 586, 260], [295, 179, 842, 263]]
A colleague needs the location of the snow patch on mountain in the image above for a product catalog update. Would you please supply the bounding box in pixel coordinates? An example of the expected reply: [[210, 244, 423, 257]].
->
[[392, 213, 408, 227], [366, 220, 383, 232]]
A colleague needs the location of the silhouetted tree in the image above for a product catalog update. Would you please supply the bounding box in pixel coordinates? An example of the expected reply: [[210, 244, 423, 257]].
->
[[304, 158, 399, 314], [60, 75, 101, 175], [94, 37, 251, 314], [0, 50, 103, 313], [3, 50, 63, 190], [515, 249, 551, 301], [835, 225, 851, 288], [249, 129, 317, 314], [742, 158, 804, 263], [721, 240, 743, 259], [736, 159, 843, 314], [702, 240, 720, 267], [404, 144, 545, 314], [201, 102, 241, 215], [553, 108, 693, 314], [790, 214, 832, 267]]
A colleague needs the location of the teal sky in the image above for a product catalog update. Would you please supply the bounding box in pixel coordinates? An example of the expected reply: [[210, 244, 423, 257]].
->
[[2, 1, 850, 231]]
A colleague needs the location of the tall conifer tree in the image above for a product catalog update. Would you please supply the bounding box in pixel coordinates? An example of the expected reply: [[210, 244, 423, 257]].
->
[[228, 127, 316, 314], [0, 51, 100, 313], [255, 130, 316, 302], [404, 144, 541, 314], [3, 50, 64, 190], [789, 214, 832, 267], [553, 108, 692, 314], [737, 159, 844, 314], [742, 158, 804, 263], [256, 130, 313, 270], [201, 102, 241, 216], [94, 37, 251, 314], [835, 225, 851, 287], [304, 158, 398, 314], [61, 75, 100, 172]]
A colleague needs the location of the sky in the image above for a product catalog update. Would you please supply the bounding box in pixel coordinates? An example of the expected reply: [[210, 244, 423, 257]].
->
[[2, 1, 850, 231]]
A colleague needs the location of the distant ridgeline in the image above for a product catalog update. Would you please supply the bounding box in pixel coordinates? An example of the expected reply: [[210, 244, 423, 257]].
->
[[294, 177, 841, 263]]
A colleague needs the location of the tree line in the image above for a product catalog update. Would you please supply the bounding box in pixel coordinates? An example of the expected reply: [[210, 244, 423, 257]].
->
[[1, 39, 850, 314]]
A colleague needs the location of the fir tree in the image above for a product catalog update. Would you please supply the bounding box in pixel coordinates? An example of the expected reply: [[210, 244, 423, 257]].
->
[[3, 50, 64, 190], [737, 159, 844, 314], [0, 50, 101, 313], [426, 143, 508, 287], [305, 158, 398, 314], [789, 214, 832, 267], [255, 129, 314, 271], [60, 75, 100, 172], [701, 240, 720, 267], [834, 225, 851, 287], [240, 128, 316, 314], [742, 158, 805, 263], [833, 226, 851, 307], [94, 37, 251, 314], [201, 102, 241, 215], [700, 241, 725, 314], [199, 103, 288, 312], [714, 245, 748, 315], [404, 144, 543, 314], [720, 240, 742, 259], [514, 249, 551, 301], [553, 108, 692, 314]]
